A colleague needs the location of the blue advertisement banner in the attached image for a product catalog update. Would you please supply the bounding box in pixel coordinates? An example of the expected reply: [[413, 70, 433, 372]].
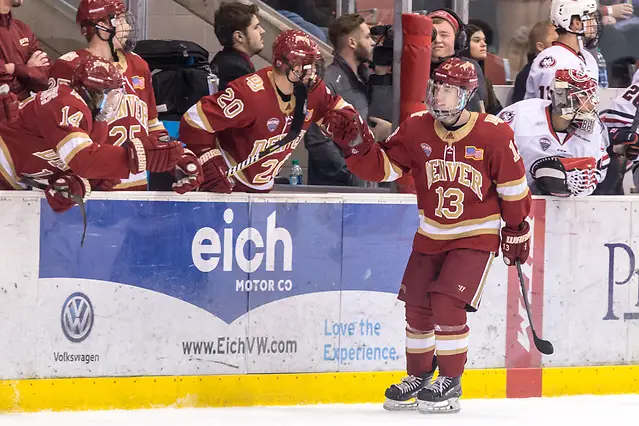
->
[[39, 199, 418, 325]]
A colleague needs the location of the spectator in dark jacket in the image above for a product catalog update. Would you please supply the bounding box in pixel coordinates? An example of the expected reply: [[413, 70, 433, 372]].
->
[[0, 0, 49, 101], [512, 21, 556, 103], [305, 13, 382, 187], [211, 2, 265, 91]]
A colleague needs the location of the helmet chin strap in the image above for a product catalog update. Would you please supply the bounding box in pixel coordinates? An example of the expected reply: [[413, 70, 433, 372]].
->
[[95, 23, 120, 62], [439, 110, 465, 129]]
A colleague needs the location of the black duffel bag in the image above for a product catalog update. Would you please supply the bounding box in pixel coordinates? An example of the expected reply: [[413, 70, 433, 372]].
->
[[134, 39, 209, 70]]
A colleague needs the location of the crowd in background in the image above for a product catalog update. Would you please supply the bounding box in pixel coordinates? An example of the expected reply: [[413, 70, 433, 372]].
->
[[1, 0, 639, 195]]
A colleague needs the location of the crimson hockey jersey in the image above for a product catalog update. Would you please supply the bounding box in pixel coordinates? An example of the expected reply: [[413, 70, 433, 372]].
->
[[525, 42, 598, 101], [49, 49, 167, 190], [498, 98, 609, 190], [346, 111, 531, 255], [0, 84, 133, 190], [180, 66, 348, 192]]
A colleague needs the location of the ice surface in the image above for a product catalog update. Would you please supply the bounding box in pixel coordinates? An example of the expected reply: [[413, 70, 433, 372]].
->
[[1, 395, 638, 426]]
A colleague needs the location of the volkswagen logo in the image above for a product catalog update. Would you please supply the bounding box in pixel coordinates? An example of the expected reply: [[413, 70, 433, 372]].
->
[[61, 292, 94, 343]]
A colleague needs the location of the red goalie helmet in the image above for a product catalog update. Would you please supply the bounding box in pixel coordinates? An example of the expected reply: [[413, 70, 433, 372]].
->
[[551, 69, 599, 132], [427, 57, 478, 121], [272, 30, 325, 91]]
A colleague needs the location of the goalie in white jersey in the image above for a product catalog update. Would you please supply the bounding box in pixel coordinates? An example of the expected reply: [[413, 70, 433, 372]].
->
[[500, 69, 609, 197], [525, 0, 601, 100]]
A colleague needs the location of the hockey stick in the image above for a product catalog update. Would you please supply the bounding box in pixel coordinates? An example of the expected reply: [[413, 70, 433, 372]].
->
[[226, 83, 308, 179], [21, 176, 88, 247], [515, 260, 554, 355]]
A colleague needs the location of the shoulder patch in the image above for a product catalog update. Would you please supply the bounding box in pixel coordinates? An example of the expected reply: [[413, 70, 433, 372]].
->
[[59, 51, 80, 62], [484, 114, 503, 125], [409, 110, 429, 119], [246, 74, 265, 93], [498, 109, 515, 123], [539, 56, 557, 68]]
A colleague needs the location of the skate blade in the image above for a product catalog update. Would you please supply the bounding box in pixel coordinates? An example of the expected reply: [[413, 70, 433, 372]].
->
[[417, 397, 460, 414], [382, 398, 418, 411]]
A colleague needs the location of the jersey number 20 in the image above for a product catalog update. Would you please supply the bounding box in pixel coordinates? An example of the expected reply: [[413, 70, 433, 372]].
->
[[622, 85, 639, 107]]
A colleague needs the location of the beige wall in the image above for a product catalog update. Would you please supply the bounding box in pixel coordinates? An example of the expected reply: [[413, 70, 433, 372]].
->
[[147, 0, 269, 68], [12, 0, 86, 57]]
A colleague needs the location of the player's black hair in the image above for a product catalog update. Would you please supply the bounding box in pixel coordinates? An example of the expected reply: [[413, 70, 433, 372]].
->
[[214, 2, 259, 47]]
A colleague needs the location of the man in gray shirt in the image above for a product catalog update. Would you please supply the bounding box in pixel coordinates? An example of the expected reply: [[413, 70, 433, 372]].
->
[[305, 13, 388, 186]]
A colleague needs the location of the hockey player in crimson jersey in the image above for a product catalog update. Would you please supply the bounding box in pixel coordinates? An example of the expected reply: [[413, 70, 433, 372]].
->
[[325, 57, 531, 414], [500, 69, 611, 197], [179, 29, 355, 193], [48, 0, 200, 193], [0, 55, 163, 212], [525, 0, 601, 101]]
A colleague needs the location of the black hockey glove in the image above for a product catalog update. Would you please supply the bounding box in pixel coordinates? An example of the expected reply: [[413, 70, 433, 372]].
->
[[609, 127, 639, 161]]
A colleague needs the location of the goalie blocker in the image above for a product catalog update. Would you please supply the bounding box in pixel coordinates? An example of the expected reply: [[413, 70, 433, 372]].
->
[[530, 156, 599, 197]]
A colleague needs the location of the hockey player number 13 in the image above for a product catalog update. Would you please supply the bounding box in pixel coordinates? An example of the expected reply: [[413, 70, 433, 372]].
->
[[435, 187, 464, 220]]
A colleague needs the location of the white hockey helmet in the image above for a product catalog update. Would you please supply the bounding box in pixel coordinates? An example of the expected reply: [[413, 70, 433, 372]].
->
[[550, 0, 601, 48], [550, 0, 597, 32]]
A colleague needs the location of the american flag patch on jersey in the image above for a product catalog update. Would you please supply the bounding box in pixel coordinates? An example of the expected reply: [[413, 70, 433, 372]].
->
[[131, 76, 145, 90], [464, 146, 484, 160]]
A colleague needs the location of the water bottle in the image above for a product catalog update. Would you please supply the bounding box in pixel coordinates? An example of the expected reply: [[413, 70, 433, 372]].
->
[[597, 49, 609, 89], [289, 160, 303, 185]]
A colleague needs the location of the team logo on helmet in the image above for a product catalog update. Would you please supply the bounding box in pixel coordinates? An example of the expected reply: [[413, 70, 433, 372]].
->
[[459, 62, 474, 71], [540, 56, 557, 68], [499, 110, 515, 123], [539, 137, 551, 151], [567, 69, 589, 82], [421, 143, 432, 157]]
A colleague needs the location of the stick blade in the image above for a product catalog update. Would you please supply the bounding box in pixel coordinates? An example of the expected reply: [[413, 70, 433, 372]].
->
[[534, 335, 554, 355]]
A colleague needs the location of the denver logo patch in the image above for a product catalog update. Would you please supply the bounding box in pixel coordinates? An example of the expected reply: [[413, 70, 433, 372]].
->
[[19, 38, 29, 47]]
